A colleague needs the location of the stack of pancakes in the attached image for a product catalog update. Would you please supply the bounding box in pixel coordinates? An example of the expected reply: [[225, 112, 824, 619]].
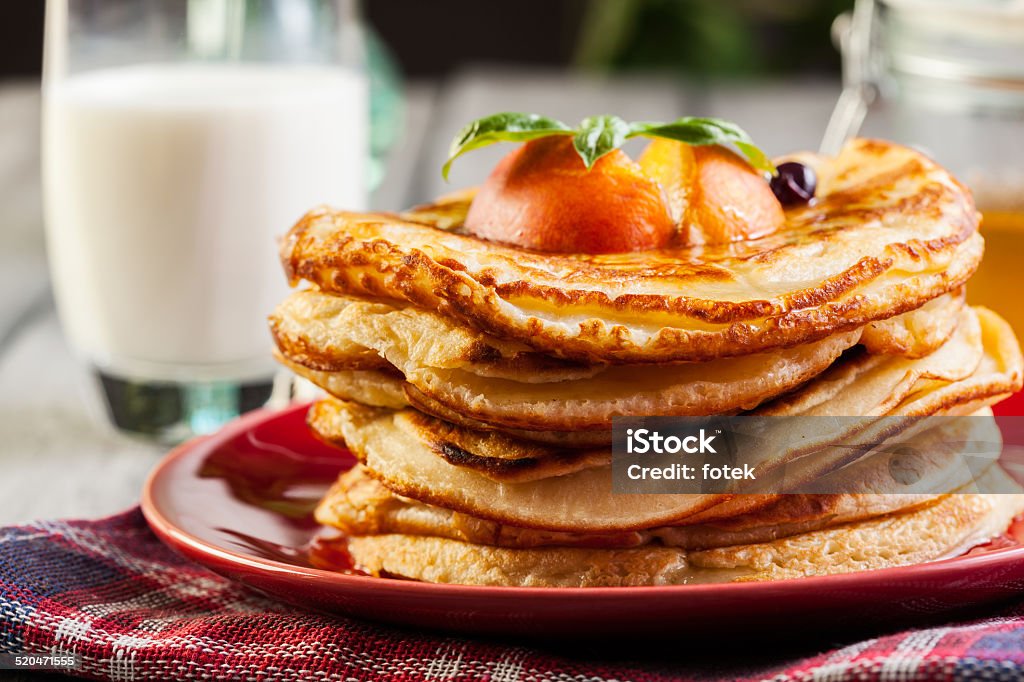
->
[[271, 138, 1024, 587]]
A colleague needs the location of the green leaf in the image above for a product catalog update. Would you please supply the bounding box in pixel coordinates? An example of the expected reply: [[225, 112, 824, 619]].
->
[[628, 117, 776, 174], [440, 112, 776, 179], [572, 115, 631, 168], [442, 112, 572, 180], [733, 141, 775, 175]]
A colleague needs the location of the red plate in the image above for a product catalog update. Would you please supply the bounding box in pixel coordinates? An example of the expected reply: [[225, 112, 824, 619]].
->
[[142, 402, 1024, 637]]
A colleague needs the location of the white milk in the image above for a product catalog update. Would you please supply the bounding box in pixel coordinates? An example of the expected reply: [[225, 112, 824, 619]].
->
[[43, 63, 367, 381]]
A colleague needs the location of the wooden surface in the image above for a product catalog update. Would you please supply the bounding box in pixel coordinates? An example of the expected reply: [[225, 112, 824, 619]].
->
[[0, 73, 840, 526]]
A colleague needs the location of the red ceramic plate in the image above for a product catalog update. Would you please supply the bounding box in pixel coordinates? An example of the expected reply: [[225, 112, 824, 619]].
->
[[142, 401, 1024, 637]]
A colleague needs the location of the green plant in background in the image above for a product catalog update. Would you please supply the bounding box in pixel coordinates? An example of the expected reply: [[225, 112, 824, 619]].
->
[[366, 29, 405, 192], [574, 0, 854, 78]]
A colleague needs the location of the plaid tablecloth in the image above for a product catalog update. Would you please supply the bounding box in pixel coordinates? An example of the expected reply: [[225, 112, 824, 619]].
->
[[3, 509, 1024, 681]]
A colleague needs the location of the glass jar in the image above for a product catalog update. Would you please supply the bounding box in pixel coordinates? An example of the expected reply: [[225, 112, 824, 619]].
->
[[826, 0, 1024, 335], [43, 0, 370, 442]]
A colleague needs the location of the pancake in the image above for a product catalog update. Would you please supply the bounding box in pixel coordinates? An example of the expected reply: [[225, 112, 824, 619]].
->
[[667, 405, 1000, 525], [308, 333, 1015, 531], [316, 466, 651, 550], [317, 466, 948, 551], [271, 290, 594, 381], [276, 288, 964, 375], [754, 305, 983, 417], [693, 477, 1024, 582], [279, 354, 409, 410], [284, 356, 610, 447], [305, 306, 1017, 493], [892, 307, 1023, 417], [310, 399, 727, 531], [342, 484, 1024, 587], [343, 534, 705, 587], [273, 289, 862, 429], [798, 407, 1001, 495], [316, 409, 997, 549], [757, 307, 1021, 419], [287, 304, 1006, 443], [721, 308, 1014, 496], [281, 139, 981, 364], [309, 401, 611, 483], [397, 387, 613, 448], [860, 287, 965, 358]]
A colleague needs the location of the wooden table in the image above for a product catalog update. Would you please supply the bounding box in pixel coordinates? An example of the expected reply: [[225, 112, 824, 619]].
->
[[0, 71, 840, 526]]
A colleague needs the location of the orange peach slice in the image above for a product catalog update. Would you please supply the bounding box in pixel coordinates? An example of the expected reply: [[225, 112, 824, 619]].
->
[[639, 139, 784, 246], [464, 136, 676, 254], [637, 137, 696, 224]]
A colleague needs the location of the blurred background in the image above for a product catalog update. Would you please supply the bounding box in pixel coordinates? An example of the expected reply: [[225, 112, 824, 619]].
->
[[4, 1, 852, 81]]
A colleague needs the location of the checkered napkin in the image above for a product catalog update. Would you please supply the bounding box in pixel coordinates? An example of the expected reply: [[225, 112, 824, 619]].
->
[[3, 510, 1024, 682]]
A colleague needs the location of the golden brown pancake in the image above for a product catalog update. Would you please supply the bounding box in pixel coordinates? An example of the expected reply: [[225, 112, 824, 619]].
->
[[308, 398, 611, 482], [280, 353, 409, 410], [311, 399, 727, 531], [273, 289, 861, 430], [757, 307, 1021, 419], [342, 485, 1024, 587], [398, 387, 614, 448], [285, 304, 1011, 442], [305, 307, 1017, 494], [309, 334, 1015, 532], [284, 355, 611, 447], [271, 289, 594, 381], [318, 464, 948, 551], [344, 534, 704, 587], [893, 307, 1023, 416], [754, 305, 981, 417], [860, 287, 965, 358], [281, 139, 980, 364], [316, 409, 997, 549], [695, 310, 1015, 498], [662, 405, 1001, 525], [276, 288, 964, 376], [694, 483, 1024, 582], [316, 466, 651, 550]]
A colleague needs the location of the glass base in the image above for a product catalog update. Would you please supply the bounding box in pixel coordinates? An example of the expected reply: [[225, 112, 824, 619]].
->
[[95, 370, 275, 444]]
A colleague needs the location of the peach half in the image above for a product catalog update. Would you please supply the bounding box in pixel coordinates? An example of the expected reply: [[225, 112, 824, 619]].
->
[[463, 136, 784, 253]]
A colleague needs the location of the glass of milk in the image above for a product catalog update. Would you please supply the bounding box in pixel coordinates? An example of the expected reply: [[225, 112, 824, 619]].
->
[[42, 0, 369, 442]]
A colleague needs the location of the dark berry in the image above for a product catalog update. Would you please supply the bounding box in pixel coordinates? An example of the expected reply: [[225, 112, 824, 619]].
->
[[770, 162, 816, 206]]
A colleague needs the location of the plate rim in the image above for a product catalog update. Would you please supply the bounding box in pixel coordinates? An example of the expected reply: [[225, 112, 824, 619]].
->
[[141, 402, 1024, 601]]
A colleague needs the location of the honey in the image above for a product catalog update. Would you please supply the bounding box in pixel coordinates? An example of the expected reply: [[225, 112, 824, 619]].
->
[[969, 210, 1024, 337]]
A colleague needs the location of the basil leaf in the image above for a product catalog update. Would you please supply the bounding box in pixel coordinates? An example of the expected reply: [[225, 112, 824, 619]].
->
[[629, 117, 776, 174], [572, 115, 631, 168], [441, 112, 775, 179], [629, 119, 724, 146], [443, 112, 572, 180], [733, 141, 775, 176]]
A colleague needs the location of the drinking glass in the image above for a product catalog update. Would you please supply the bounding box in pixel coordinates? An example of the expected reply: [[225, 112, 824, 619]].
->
[[43, 0, 369, 442]]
